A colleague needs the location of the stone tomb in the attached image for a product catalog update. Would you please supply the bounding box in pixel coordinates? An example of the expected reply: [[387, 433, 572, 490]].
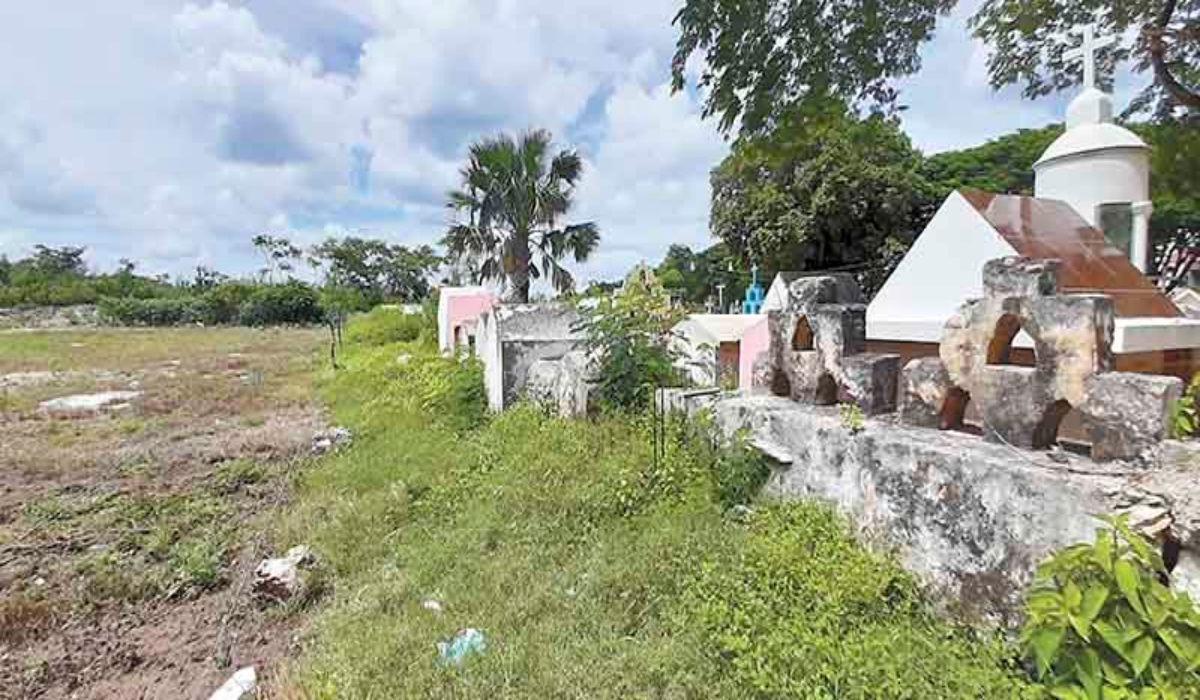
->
[[762, 273, 901, 415], [898, 257, 1181, 462], [476, 303, 586, 413]]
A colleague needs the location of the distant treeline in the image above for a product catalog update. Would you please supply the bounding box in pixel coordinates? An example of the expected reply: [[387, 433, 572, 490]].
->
[[0, 235, 441, 327]]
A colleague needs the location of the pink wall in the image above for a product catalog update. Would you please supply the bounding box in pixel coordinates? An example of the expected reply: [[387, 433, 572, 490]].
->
[[440, 290, 498, 352], [738, 316, 770, 390]]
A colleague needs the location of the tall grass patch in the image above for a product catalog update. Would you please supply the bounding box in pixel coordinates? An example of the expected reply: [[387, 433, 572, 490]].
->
[[277, 316, 1035, 698]]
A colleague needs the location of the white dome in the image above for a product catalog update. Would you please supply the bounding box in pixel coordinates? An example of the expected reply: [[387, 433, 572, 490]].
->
[[1034, 123, 1148, 168]]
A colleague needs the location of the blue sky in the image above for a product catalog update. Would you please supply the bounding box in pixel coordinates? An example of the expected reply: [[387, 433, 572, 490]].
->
[[0, 1, 1151, 284]]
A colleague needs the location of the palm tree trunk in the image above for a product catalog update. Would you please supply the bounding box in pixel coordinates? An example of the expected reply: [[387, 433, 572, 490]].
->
[[510, 238, 533, 303]]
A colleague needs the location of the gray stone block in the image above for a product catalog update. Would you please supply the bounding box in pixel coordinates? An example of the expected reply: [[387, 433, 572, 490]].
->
[[1081, 372, 1183, 463], [898, 357, 966, 429], [839, 353, 901, 415], [982, 257, 1060, 298], [977, 365, 1063, 449]]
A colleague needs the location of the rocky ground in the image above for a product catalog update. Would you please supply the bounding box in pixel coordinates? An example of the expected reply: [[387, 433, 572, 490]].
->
[[0, 327, 327, 700]]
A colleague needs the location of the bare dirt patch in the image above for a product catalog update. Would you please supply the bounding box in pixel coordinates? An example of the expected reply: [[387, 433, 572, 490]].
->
[[0, 327, 327, 699]]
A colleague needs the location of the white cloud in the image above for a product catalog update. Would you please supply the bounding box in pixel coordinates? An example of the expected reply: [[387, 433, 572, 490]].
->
[[0, 0, 1140, 284]]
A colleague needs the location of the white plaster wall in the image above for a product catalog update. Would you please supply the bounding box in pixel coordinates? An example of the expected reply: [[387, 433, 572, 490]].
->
[[1034, 149, 1150, 227], [476, 309, 506, 412], [866, 192, 1017, 341]]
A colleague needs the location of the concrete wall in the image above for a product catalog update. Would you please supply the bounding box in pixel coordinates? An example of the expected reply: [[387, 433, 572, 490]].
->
[[738, 316, 770, 390], [478, 303, 583, 412], [661, 389, 1200, 624], [437, 288, 497, 354]]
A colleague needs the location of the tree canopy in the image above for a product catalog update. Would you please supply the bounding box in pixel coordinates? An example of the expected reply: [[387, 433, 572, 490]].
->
[[709, 100, 934, 290], [670, 0, 954, 136], [672, 0, 1197, 140], [310, 236, 440, 306], [971, 0, 1199, 119], [443, 130, 600, 303]]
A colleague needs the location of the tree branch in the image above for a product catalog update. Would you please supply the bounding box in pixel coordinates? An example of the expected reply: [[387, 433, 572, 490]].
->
[[1145, 0, 1200, 111]]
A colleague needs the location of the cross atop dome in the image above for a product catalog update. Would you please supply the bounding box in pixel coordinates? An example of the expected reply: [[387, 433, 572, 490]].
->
[[1063, 23, 1116, 91]]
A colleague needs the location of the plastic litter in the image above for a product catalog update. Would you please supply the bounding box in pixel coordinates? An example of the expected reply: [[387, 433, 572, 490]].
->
[[437, 628, 486, 664]]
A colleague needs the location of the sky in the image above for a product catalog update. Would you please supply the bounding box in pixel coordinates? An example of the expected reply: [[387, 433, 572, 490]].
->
[[0, 1, 1148, 284]]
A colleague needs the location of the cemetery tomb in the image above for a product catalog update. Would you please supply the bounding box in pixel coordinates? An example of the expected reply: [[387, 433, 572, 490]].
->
[[437, 286, 498, 355]]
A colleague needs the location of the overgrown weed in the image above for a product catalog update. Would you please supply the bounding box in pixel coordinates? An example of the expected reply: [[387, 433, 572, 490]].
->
[[278, 322, 1036, 698]]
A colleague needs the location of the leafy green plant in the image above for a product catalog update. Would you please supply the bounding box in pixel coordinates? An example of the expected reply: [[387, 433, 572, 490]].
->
[[575, 273, 685, 411], [1171, 373, 1200, 439], [839, 402, 865, 434], [344, 306, 425, 347], [1022, 516, 1200, 699], [237, 280, 324, 326]]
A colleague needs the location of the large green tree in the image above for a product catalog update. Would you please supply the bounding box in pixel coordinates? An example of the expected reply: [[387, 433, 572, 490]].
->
[[921, 125, 1064, 197], [671, 0, 954, 136], [672, 0, 1197, 138], [709, 100, 935, 291], [443, 130, 600, 303], [310, 237, 440, 306]]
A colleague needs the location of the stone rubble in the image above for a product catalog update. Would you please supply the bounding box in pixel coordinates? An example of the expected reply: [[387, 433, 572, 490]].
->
[[253, 545, 315, 603], [38, 390, 142, 416], [311, 427, 353, 455]]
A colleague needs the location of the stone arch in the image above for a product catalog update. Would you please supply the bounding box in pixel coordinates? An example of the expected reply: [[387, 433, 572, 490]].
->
[[939, 387, 971, 431], [1032, 399, 1072, 449], [770, 367, 792, 398], [815, 373, 839, 404], [792, 316, 814, 351], [986, 314, 1025, 366]]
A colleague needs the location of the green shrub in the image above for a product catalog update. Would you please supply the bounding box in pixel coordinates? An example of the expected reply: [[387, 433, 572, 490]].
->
[[345, 306, 426, 346], [237, 280, 324, 326], [97, 295, 204, 326], [681, 503, 1035, 699], [1022, 516, 1200, 699], [575, 275, 684, 412], [1171, 373, 1200, 438], [197, 281, 258, 324]]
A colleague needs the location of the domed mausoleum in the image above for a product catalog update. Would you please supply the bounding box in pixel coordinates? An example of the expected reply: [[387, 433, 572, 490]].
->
[[1033, 27, 1153, 272]]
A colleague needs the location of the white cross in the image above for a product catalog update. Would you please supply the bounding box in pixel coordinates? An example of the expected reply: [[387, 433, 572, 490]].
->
[[1063, 23, 1116, 90]]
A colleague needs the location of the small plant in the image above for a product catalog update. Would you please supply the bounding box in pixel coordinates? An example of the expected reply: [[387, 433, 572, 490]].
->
[[1171, 373, 1200, 438], [1022, 516, 1200, 699], [344, 306, 424, 347], [839, 402, 865, 433], [575, 273, 685, 411]]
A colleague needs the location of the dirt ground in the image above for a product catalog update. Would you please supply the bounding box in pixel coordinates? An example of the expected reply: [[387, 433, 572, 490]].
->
[[0, 327, 328, 699]]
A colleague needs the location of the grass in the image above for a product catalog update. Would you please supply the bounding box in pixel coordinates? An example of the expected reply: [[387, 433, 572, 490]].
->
[[20, 487, 240, 603], [0, 326, 322, 374], [276, 322, 1039, 699]]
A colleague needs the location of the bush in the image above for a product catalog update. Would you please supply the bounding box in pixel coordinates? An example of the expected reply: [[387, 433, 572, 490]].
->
[[575, 275, 684, 412], [198, 281, 258, 325], [681, 503, 1034, 699], [1021, 516, 1200, 699], [97, 295, 204, 326], [237, 281, 324, 326], [345, 306, 426, 347]]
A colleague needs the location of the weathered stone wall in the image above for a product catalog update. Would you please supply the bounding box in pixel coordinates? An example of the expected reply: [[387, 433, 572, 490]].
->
[[478, 303, 583, 412], [526, 350, 596, 417], [660, 389, 1200, 624], [0, 305, 99, 330]]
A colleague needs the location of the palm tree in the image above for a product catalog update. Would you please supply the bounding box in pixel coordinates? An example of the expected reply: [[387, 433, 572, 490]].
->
[[443, 129, 600, 303]]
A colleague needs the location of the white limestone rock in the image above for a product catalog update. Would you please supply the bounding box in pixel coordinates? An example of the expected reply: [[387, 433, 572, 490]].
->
[[209, 667, 256, 700], [253, 545, 314, 603], [39, 391, 142, 415]]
